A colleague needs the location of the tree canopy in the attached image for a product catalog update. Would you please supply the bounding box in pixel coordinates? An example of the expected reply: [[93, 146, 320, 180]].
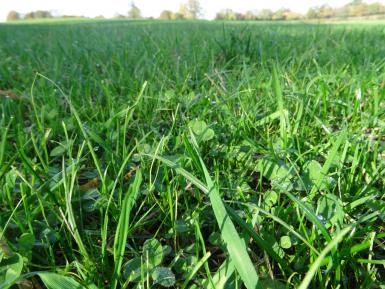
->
[[128, 2, 141, 19], [6, 11, 20, 21]]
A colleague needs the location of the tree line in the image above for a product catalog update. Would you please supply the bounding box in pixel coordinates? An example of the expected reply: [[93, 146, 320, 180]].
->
[[6, 0, 202, 21], [7, 10, 53, 21], [6, 0, 385, 22], [215, 0, 385, 21]]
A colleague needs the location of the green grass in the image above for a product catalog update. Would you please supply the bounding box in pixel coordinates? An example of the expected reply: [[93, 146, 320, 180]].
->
[[0, 19, 385, 288]]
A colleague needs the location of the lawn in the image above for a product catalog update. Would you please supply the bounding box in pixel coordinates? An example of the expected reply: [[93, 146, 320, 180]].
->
[[0, 20, 385, 288]]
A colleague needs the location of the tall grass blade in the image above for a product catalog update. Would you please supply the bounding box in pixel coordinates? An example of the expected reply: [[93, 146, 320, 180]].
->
[[272, 65, 287, 149], [111, 170, 142, 289], [184, 133, 261, 289]]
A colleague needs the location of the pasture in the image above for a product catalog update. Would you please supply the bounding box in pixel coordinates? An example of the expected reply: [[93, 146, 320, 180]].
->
[[0, 20, 385, 288]]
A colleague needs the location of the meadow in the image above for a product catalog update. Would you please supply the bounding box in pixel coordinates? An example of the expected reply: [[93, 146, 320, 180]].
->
[[0, 19, 385, 288]]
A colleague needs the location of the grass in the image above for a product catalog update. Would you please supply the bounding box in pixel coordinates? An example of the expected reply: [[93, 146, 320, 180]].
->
[[0, 19, 385, 288]]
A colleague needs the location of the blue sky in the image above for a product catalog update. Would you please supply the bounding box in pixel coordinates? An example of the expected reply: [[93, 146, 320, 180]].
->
[[1, 0, 385, 21]]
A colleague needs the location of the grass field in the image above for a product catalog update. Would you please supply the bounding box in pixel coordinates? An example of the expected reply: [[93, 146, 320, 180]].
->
[[0, 20, 385, 289]]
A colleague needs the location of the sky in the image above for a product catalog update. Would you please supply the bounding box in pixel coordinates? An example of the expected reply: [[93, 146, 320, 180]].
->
[[1, 0, 385, 21]]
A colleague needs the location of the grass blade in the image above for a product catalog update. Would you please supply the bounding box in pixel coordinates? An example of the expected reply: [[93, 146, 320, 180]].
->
[[297, 226, 352, 289], [38, 272, 86, 289], [183, 133, 261, 289], [181, 251, 211, 289], [272, 64, 288, 149], [111, 170, 142, 289], [224, 204, 294, 274], [203, 258, 235, 289], [309, 130, 347, 198], [284, 191, 331, 242]]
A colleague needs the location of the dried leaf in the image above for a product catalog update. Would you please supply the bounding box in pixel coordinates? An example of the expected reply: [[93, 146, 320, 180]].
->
[[0, 90, 19, 100], [80, 178, 99, 192]]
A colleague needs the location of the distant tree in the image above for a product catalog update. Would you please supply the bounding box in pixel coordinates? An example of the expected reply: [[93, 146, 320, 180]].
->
[[318, 5, 335, 18], [244, 10, 257, 20], [173, 12, 185, 20], [183, 0, 202, 19], [307, 7, 319, 19], [306, 1, 385, 19], [6, 11, 20, 21], [285, 11, 302, 20], [25, 11, 36, 19], [24, 10, 52, 20], [215, 10, 225, 20], [35, 10, 53, 19], [159, 10, 174, 20], [272, 8, 289, 20], [307, 5, 334, 19], [349, 3, 368, 16], [235, 12, 246, 20], [367, 2, 385, 15], [257, 9, 273, 20], [215, 9, 236, 20], [270, 8, 302, 20], [213, 1, 385, 22], [128, 2, 141, 19], [178, 4, 188, 18]]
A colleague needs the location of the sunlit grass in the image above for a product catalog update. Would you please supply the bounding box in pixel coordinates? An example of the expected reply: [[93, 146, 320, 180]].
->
[[0, 20, 384, 288]]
